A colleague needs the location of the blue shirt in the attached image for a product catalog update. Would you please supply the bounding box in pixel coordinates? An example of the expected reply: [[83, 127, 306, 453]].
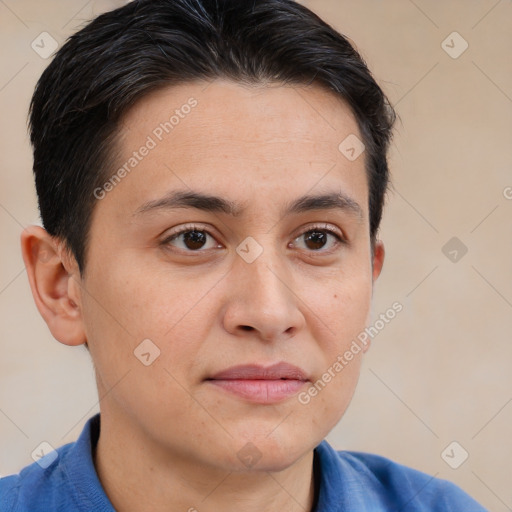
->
[[0, 413, 487, 511]]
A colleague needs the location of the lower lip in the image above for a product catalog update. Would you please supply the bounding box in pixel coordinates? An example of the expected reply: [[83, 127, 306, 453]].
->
[[207, 379, 307, 404]]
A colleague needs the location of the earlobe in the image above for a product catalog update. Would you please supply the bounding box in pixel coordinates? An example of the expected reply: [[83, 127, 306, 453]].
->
[[20, 225, 86, 346]]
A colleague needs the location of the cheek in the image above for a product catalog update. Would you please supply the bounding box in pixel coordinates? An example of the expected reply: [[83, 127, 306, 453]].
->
[[80, 263, 204, 420], [83, 257, 195, 340], [293, 266, 372, 420], [80, 257, 215, 384], [318, 264, 373, 348]]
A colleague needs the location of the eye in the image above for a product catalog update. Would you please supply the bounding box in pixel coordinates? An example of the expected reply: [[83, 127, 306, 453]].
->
[[161, 224, 220, 252], [291, 224, 346, 253], [161, 223, 346, 254]]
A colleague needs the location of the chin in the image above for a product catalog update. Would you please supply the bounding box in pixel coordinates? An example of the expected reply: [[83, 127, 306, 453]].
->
[[223, 431, 313, 473]]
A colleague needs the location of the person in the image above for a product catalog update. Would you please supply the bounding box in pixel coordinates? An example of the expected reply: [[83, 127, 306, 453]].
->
[[0, 0, 487, 510]]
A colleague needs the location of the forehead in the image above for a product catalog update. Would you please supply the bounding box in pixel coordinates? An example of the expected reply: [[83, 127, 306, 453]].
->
[[119, 79, 361, 150], [101, 79, 368, 221]]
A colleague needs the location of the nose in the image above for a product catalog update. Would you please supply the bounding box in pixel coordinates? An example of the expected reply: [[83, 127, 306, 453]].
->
[[222, 244, 306, 342]]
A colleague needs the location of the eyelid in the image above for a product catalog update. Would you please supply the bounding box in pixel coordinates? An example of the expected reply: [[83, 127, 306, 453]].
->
[[160, 223, 220, 247], [294, 222, 346, 242]]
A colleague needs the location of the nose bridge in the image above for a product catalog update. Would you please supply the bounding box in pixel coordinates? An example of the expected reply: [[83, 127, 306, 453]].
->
[[237, 237, 290, 309], [224, 235, 304, 340]]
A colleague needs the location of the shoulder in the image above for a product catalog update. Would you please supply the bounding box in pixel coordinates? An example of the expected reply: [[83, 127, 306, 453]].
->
[[0, 474, 19, 511], [315, 441, 488, 511], [0, 442, 75, 512], [0, 414, 111, 512], [341, 449, 488, 510]]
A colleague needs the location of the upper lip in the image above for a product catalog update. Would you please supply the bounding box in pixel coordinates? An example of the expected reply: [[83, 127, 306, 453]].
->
[[208, 362, 309, 381]]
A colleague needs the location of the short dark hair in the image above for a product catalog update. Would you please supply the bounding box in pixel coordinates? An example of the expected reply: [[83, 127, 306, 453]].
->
[[29, 0, 396, 276]]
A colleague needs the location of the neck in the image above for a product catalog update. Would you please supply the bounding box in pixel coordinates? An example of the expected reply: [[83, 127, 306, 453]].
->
[[93, 409, 318, 512]]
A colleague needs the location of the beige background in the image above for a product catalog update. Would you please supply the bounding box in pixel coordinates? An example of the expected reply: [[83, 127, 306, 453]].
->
[[1, 0, 511, 509]]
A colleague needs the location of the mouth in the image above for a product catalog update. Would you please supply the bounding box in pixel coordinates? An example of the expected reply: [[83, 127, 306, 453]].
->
[[205, 362, 310, 404]]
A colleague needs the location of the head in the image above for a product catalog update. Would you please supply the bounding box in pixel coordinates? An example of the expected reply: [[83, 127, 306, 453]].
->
[[22, 0, 395, 473]]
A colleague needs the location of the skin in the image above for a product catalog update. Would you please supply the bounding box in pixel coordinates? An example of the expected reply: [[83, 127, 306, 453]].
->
[[21, 79, 384, 512]]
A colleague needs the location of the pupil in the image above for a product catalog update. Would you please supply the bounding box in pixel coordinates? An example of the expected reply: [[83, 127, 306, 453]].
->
[[305, 230, 326, 250], [184, 230, 206, 250]]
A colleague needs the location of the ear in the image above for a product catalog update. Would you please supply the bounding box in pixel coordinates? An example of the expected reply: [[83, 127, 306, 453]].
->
[[20, 225, 86, 346], [371, 239, 385, 283], [362, 239, 385, 354]]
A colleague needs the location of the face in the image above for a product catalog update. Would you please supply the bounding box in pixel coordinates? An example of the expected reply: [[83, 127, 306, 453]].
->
[[72, 80, 383, 471]]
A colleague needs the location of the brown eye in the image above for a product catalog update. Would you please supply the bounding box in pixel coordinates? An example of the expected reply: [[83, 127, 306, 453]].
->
[[293, 226, 346, 253], [303, 230, 329, 250], [162, 226, 220, 252]]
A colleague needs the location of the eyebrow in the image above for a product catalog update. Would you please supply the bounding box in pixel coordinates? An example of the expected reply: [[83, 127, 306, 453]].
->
[[133, 189, 363, 220]]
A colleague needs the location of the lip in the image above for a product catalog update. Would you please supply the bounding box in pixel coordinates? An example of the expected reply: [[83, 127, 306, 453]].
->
[[206, 362, 309, 404], [209, 362, 309, 381]]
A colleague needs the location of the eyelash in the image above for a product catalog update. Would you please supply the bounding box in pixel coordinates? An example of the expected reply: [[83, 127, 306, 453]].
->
[[160, 223, 347, 254]]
